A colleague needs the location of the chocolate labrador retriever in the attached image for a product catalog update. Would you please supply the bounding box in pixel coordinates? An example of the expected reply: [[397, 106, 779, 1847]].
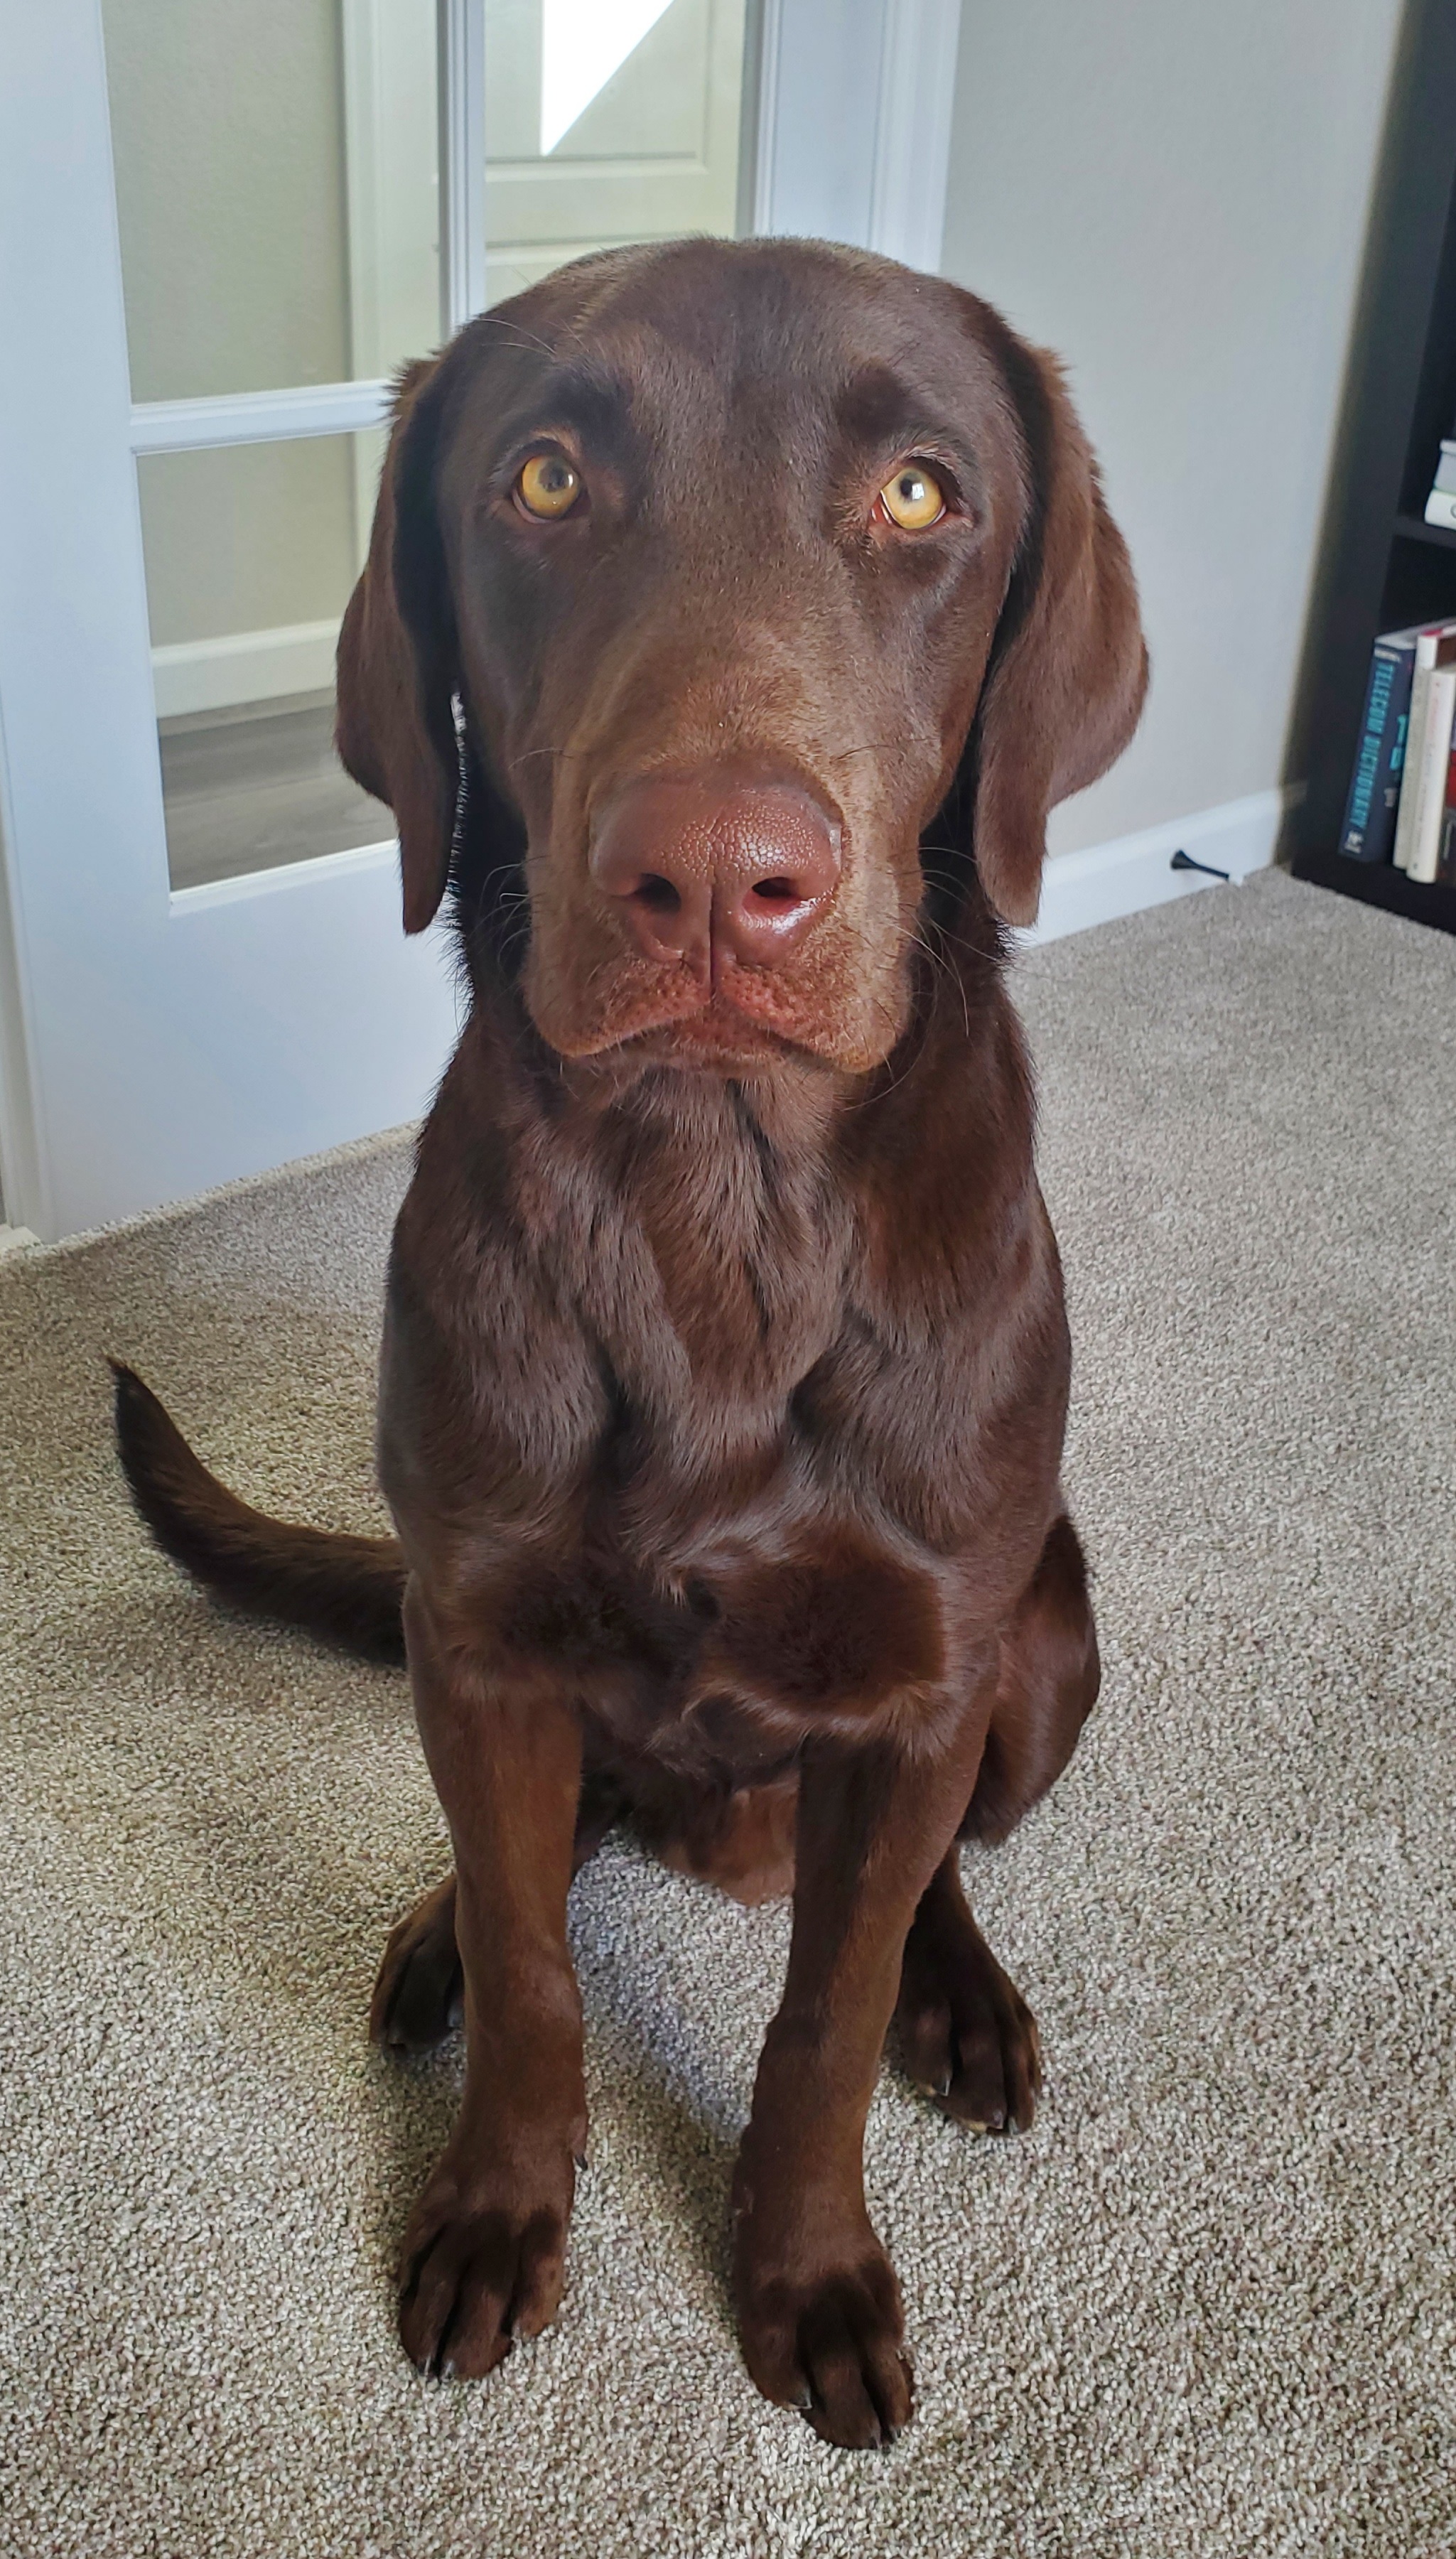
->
[[114, 235, 1145, 2448]]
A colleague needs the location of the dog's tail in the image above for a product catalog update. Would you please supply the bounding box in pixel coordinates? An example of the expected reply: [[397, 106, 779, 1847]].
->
[[111, 1362, 406, 1665]]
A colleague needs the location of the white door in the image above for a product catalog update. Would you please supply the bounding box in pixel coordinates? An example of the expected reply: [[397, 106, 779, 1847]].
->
[[0, 0, 959, 1241]]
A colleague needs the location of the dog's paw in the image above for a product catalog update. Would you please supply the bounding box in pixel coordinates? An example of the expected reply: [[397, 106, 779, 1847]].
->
[[737, 2239, 912, 2450], [895, 1907, 1041, 2134], [369, 1874, 462, 2054], [397, 2152, 574, 2379]]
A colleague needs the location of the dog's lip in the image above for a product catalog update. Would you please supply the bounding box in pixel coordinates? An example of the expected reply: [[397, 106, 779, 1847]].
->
[[618, 1001, 802, 1070], [551, 956, 820, 1067]]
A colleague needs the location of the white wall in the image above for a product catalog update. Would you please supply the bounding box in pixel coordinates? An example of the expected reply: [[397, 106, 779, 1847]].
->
[[942, 0, 1405, 856]]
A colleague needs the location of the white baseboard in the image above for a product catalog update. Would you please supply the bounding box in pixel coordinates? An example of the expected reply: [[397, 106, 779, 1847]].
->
[[1023, 787, 1291, 947], [151, 618, 339, 721]]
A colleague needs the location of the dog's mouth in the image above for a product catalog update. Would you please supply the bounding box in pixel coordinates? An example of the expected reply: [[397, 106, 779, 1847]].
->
[[620, 999, 807, 1072], [530, 928, 907, 1079], [553, 979, 816, 1074]]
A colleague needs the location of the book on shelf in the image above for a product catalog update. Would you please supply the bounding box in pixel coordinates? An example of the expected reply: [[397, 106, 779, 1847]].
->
[[1337, 623, 1429, 862], [1403, 644, 1456, 882], [1393, 623, 1456, 873], [1439, 787, 1456, 885]]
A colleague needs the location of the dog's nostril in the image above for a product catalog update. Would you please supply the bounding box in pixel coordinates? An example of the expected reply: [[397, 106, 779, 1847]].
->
[[750, 878, 801, 905], [632, 874, 681, 916]]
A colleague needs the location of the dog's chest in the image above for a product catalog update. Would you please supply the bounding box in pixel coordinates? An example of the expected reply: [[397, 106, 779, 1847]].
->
[[503, 1527, 952, 1776], [566, 1091, 851, 1440], [392, 1077, 1041, 1736]]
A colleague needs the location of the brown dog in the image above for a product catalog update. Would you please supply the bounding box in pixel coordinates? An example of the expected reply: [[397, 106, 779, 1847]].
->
[[115, 235, 1145, 2450]]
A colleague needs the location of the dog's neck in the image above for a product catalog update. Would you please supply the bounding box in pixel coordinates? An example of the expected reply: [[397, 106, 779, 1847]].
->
[[445, 991, 848, 1414], [393, 918, 1047, 1542], [440, 916, 1028, 1332]]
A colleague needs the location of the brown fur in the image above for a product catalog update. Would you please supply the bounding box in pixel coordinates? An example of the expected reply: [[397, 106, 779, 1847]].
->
[[114, 236, 1145, 2450]]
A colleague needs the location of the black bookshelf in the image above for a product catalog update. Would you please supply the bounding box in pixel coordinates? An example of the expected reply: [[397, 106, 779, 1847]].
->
[[1288, 0, 1456, 937]]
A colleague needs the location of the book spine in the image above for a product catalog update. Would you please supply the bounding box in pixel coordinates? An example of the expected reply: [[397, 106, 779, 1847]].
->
[[1405, 661, 1456, 883], [1367, 662, 1417, 868], [1438, 791, 1456, 886], [1393, 635, 1439, 871], [1338, 639, 1413, 861], [1437, 730, 1456, 885]]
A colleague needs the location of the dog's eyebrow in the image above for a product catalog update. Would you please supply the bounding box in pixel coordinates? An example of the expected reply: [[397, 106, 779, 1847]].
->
[[834, 362, 974, 470], [497, 361, 635, 451]]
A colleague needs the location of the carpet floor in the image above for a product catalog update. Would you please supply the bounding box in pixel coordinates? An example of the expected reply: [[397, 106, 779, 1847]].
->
[[2, 869, 1452, 2557]]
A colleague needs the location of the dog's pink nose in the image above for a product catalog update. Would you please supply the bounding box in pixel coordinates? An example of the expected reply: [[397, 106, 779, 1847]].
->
[[590, 773, 841, 978]]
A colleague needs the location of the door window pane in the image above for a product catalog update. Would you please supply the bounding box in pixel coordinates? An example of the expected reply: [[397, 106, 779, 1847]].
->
[[485, 0, 754, 306], [102, 0, 441, 401], [139, 436, 392, 891]]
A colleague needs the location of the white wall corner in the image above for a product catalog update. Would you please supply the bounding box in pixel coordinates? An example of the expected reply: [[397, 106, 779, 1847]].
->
[[867, 0, 962, 271], [1019, 785, 1292, 949]]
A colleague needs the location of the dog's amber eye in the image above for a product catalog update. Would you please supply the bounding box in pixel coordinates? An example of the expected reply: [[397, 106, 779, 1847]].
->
[[878, 464, 946, 531], [516, 453, 581, 519]]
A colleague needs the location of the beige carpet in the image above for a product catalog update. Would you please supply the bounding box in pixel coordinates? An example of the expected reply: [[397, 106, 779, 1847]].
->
[[2, 869, 1453, 2556]]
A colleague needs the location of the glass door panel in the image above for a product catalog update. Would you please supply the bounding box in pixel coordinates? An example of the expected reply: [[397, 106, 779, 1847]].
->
[[139, 434, 389, 891], [101, 0, 440, 894], [101, 0, 442, 402], [484, 0, 754, 303]]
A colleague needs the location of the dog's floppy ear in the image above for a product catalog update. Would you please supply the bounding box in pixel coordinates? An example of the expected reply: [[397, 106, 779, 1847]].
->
[[335, 355, 459, 934], [968, 340, 1148, 928]]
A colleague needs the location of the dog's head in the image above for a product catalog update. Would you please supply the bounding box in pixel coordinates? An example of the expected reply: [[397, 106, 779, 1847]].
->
[[338, 238, 1145, 1075]]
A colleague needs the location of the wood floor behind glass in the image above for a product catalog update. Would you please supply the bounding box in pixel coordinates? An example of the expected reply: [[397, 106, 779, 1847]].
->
[[158, 689, 390, 891]]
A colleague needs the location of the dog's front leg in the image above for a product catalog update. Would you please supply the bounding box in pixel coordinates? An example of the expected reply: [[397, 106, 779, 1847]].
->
[[733, 1694, 992, 2447], [394, 1578, 586, 2380]]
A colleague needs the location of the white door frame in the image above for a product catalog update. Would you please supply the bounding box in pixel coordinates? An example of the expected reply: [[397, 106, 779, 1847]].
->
[[758, 0, 960, 268], [0, 0, 961, 1242]]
